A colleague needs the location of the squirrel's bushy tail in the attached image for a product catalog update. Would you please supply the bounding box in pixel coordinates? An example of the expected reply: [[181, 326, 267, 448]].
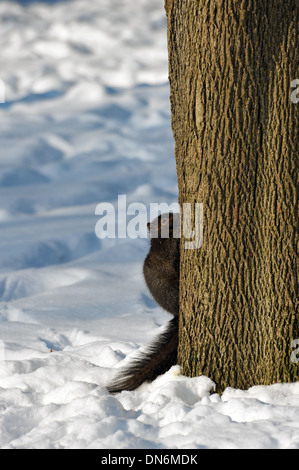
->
[[107, 317, 178, 394]]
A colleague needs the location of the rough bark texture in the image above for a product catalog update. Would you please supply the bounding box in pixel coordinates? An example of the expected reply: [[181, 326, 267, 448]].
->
[[165, 0, 298, 392]]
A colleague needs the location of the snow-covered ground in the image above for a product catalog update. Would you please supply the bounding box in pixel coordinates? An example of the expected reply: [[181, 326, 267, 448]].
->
[[0, 0, 298, 449]]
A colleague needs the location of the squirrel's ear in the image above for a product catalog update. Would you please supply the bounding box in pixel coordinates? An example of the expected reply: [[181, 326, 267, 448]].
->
[[147, 222, 151, 230]]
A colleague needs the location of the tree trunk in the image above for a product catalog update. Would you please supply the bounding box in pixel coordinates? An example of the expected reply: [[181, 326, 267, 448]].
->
[[165, 0, 298, 393]]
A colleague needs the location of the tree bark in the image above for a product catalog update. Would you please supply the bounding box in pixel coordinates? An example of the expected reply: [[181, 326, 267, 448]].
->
[[165, 0, 298, 392]]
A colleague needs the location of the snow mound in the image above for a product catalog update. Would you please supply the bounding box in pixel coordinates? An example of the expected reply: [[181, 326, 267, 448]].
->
[[1, 360, 298, 449]]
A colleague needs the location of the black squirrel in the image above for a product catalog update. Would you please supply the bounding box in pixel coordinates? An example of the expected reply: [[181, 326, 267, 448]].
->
[[107, 212, 180, 393]]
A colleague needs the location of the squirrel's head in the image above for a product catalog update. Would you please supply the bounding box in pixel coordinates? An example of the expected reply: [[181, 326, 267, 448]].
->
[[147, 212, 181, 240]]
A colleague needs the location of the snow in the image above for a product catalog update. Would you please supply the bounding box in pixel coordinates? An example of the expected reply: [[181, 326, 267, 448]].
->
[[0, 0, 298, 450]]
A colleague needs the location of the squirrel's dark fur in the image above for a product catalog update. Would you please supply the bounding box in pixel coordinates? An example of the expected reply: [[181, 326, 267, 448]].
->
[[107, 213, 180, 393]]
